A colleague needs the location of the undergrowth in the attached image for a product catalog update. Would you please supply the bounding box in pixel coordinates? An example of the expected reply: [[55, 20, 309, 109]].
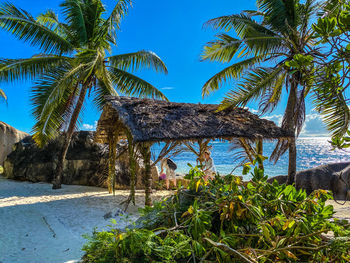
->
[[81, 162, 350, 262]]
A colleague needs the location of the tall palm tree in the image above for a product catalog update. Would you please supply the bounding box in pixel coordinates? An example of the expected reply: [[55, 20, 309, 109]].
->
[[0, 0, 168, 189], [202, 0, 319, 184]]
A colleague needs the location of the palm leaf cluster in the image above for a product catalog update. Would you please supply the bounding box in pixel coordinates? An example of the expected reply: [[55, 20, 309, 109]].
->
[[0, 0, 167, 146], [202, 0, 319, 162]]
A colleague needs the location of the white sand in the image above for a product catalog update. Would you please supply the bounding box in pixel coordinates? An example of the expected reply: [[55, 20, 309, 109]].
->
[[1, 176, 350, 263], [0, 176, 170, 263]]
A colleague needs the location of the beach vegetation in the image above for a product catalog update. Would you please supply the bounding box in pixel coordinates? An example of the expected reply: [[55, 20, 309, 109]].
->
[[81, 162, 350, 262], [0, 0, 167, 189]]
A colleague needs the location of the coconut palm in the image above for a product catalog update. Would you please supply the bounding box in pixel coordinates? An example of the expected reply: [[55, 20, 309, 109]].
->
[[202, 0, 319, 184], [0, 0, 168, 189]]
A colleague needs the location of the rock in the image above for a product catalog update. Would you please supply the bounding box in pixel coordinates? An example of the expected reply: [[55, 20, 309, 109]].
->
[[0, 121, 28, 166], [103, 212, 112, 220], [267, 175, 287, 184], [3, 131, 159, 189], [103, 208, 126, 220], [267, 163, 350, 200], [295, 162, 350, 200]]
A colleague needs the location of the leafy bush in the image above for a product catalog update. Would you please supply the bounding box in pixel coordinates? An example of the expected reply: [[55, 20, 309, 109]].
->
[[82, 164, 350, 262]]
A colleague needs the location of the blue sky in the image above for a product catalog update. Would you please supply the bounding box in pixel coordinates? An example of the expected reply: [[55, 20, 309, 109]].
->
[[0, 0, 328, 136]]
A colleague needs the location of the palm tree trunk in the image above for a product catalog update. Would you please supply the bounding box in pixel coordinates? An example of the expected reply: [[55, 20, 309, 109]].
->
[[287, 137, 297, 185], [256, 139, 264, 170], [285, 79, 298, 185], [52, 84, 89, 189]]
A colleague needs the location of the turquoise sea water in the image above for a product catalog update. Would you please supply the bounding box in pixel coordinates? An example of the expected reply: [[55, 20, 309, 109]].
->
[[152, 137, 350, 180]]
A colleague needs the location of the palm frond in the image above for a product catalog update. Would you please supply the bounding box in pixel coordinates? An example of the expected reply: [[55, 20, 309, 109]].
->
[[104, 0, 131, 42], [38, 62, 86, 127], [314, 85, 350, 138], [108, 66, 167, 100], [108, 50, 168, 74], [205, 14, 284, 57], [31, 67, 79, 146], [220, 66, 285, 109], [202, 56, 264, 97], [205, 13, 276, 37], [0, 56, 71, 83], [0, 88, 7, 101], [93, 63, 118, 109], [82, 0, 106, 42], [36, 9, 73, 40], [201, 34, 242, 63], [60, 0, 88, 44], [257, 0, 296, 34], [0, 2, 73, 53], [258, 70, 286, 113]]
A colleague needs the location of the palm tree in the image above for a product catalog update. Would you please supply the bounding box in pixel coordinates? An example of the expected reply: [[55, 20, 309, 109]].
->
[[201, 0, 319, 184], [0, 0, 168, 189]]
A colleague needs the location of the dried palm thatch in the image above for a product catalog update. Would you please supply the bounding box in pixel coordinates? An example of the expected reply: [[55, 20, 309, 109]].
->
[[95, 96, 293, 144]]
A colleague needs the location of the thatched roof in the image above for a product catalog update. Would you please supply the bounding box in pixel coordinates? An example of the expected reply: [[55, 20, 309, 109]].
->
[[95, 96, 293, 144]]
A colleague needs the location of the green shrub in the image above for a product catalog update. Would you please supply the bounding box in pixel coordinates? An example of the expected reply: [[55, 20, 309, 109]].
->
[[0, 165, 3, 174], [81, 163, 350, 262]]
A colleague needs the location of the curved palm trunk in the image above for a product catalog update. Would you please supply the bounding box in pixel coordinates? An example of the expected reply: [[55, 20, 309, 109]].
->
[[52, 84, 88, 189], [285, 80, 298, 185]]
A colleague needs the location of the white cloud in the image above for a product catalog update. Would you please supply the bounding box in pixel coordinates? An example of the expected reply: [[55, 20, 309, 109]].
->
[[82, 121, 97, 131], [300, 114, 329, 137], [262, 112, 329, 137], [264, 114, 283, 126], [246, 107, 259, 114], [161, 87, 175, 90]]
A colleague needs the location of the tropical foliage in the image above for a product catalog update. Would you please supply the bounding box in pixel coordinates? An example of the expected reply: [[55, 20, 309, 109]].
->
[[0, 0, 167, 188], [82, 163, 350, 262], [311, 0, 350, 140], [201, 0, 322, 184]]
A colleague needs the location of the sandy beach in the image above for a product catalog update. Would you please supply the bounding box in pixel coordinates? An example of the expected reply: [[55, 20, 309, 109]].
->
[[0, 176, 171, 263], [1, 176, 350, 263]]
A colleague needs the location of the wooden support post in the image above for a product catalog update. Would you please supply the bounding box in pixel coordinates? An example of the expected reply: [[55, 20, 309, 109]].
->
[[256, 139, 264, 170], [141, 143, 152, 206], [108, 131, 117, 194], [126, 132, 136, 205]]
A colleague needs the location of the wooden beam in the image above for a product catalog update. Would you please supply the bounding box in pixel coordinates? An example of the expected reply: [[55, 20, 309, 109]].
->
[[126, 131, 136, 206], [108, 131, 117, 194], [141, 142, 153, 206]]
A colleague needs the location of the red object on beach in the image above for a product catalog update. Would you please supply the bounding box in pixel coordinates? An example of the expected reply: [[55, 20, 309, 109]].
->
[[159, 173, 166, 180]]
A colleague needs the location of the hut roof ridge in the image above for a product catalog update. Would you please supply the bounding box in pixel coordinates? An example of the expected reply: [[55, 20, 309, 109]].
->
[[95, 96, 293, 143]]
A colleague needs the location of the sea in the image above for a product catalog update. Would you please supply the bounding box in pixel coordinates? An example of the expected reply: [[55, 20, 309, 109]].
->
[[152, 137, 350, 180]]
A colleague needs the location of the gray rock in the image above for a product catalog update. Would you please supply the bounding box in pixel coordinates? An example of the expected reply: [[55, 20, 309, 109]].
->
[[267, 175, 287, 185], [3, 131, 159, 189], [295, 162, 350, 200], [0, 121, 28, 166]]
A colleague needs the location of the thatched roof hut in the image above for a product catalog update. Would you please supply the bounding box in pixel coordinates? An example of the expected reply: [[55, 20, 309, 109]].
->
[[95, 96, 293, 207], [95, 96, 293, 143]]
